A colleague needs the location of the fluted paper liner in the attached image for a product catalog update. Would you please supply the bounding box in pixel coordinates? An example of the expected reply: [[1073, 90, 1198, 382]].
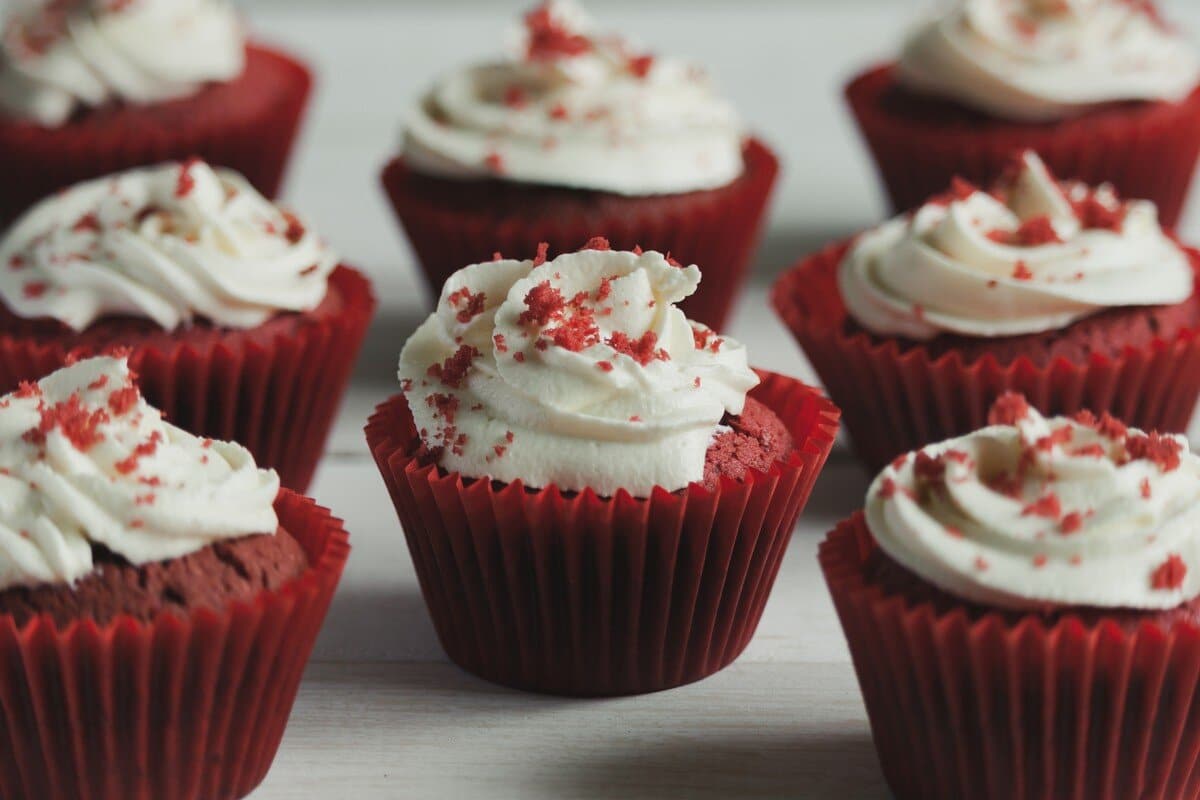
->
[[380, 138, 779, 332], [0, 489, 350, 800], [0, 44, 312, 229], [846, 64, 1200, 229], [822, 512, 1200, 800], [365, 370, 839, 696], [772, 241, 1200, 472], [0, 266, 376, 493]]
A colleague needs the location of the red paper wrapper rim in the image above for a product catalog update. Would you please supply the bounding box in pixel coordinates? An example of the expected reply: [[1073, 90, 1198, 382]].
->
[[365, 369, 841, 506], [822, 511, 1196, 650], [0, 489, 350, 640], [770, 237, 1200, 375]]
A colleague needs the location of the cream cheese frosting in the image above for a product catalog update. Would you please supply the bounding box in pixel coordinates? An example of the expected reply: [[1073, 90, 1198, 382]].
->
[[401, 0, 745, 196], [397, 240, 760, 497], [839, 150, 1193, 340], [0, 0, 245, 127], [0, 159, 338, 332], [0, 355, 279, 592], [866, 393, 1200, 611], [898, 0, 1200, 122]]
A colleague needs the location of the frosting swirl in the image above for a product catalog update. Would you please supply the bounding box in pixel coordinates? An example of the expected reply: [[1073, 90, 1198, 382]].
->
[[898, 0, 1200, 122], [839, 151, 1193, 340], [0, 159, 338, 332], [402, 0, 745, 196], [0, 0, 245, 127], [397, 240, 760, 497], [0, 355, 279, 592], [866, 394, 1200, 610]]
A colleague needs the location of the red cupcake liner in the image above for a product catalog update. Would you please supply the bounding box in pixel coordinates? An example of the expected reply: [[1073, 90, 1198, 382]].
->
[[822, 512, 1200, 800], [772, 241, 1200, 472], [0, 44, 313, 229], [846, 64, 1200, 229], [0, 266, 376, 493], [0, 489, 350, 800], [380, 138, 780, 332], [365, 370, 839, 696]]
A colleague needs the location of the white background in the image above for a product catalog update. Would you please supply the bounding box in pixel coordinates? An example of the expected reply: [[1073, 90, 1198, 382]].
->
[[243, 2, 1200, 797]]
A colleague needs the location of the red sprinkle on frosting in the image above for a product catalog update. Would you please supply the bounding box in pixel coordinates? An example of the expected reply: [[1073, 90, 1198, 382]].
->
[[1125, 432, 1183, 472], [448, 286, 487, 324], [1021, 492, 1062, 519], [518, 281, 566, 326], [1152, 554, 1188, 590], [607, 331, 669, 366], [427, 345, 481, 389], [988, 392, 1031, 426]]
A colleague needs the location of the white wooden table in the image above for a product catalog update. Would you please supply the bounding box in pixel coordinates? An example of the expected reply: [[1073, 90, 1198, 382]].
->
[[246, 3, 1200, 797]]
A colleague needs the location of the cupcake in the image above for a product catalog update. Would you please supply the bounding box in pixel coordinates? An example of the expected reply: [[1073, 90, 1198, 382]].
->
[[366, 238, 839, 696], [772, 151, 1200, 472], [0, 0, 313, 228], [0, 159, 376, 492], [0, 354, 349, 800], [822, 394, 1200, 799], [846, 0, 1200, 228], [381, 0, 778, 331]]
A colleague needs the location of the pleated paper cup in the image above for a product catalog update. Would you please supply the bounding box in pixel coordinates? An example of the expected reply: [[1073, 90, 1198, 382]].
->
[[380, 137, 779, 332], [772, 241, 1200, 472], [0, 489, 350, 800], [0, 266, 376, 493], [846, 64, 1200, 229], [365, 370, 839, 696]]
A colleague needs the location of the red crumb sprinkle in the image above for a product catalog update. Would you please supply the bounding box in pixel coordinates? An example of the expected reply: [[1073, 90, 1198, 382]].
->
[[1125, 433, 1183, 472], [503, 85, 529, 109], [524, 2, 593, 62], [548, 103, 569, 120], [913, 451, 946, 484], [665, 252, 683, 268], [87, 374, 109, 391], [72, 213, 101, 233], [1033, 554, 1048, 568], [694, 376, 701, 388], [1015, 215, 1062, 246], [175, 157, 200, 198], [597, 360, 614, 372], [492, 251, 504, 261], [1036, 425, 1073, 451], [628, 54, 654, 77], [8, 255, 25, 271], [484, 152, 506, 173], [24, 394, 110, 451], [135, 493, 156, 506], [581, 236, 611, 251], [596, 276, 614, 302], [945, 525, 964, 539], [130, 519, 145, 529], [107, 385, 139, 416], [1060, 511, 1085, 534], [880, 477, 898, 499], [607, 331, 669, 366], [1070, 555, 1083, 566], [493, 333, 508, 353], [1073, 192, 1126, 232], [426, 345, 481, 389], [532, 241, 550, 267], [891, 454, 909, 470], [447, 286, 487, 324], [14, 382, 40, 400], [1012, 261, 1034, 281], [986, 279, 999, 289], [513, 352, 527, 363], [974, 556, 989, 572], [544, 310, 600, 352], [1021, 492, 1062, 519], [113, 431, 163, 475], [1152, 554, 1188, 590], [426, 393, 460, 424], [518, 280, 566, 326], [506, 431, 514, 443], [1071, 443, 1106, 458], [988, 392, 1031, 426], [281, 211, 306, 244], [23, 282, 47, 299], [1141, 477, 1153, 499], [493, 445, 507, 458]]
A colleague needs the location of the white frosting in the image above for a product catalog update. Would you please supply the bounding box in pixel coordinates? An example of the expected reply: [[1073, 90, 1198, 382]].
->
[[0, 356, 279, 591], [898, 0, 1200, 122], [840, 151, 1193, 340], [402, 0, 745, 196], [866, 395, 1200, 610], [0, 160, 338, 332], [0, 0, 245, 127], [398, 243, 760, 497]]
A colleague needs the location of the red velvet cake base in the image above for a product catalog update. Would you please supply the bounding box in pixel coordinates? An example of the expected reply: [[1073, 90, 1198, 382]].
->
[[0, 490, 350, 800], [822, 512, 1200, 800], [365, 370, 839, 696], [0, 43, 313, 229], [380, 138, 779, 332], [771, 240, 1200, 472], [846, 64, 1200, 229], [0, 266, 377, 493]]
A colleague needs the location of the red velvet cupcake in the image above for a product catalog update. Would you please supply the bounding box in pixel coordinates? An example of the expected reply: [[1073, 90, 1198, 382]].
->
[[366, 239, 839, 696], [0, 355, 350, 800], [0, 159, 376, 492], [0, 0, 312, 228], [381, 1, 778, 332], [845, 0, 1200, 228], [772, 152, 1200, 472], [823, 394, 1200, 800]]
